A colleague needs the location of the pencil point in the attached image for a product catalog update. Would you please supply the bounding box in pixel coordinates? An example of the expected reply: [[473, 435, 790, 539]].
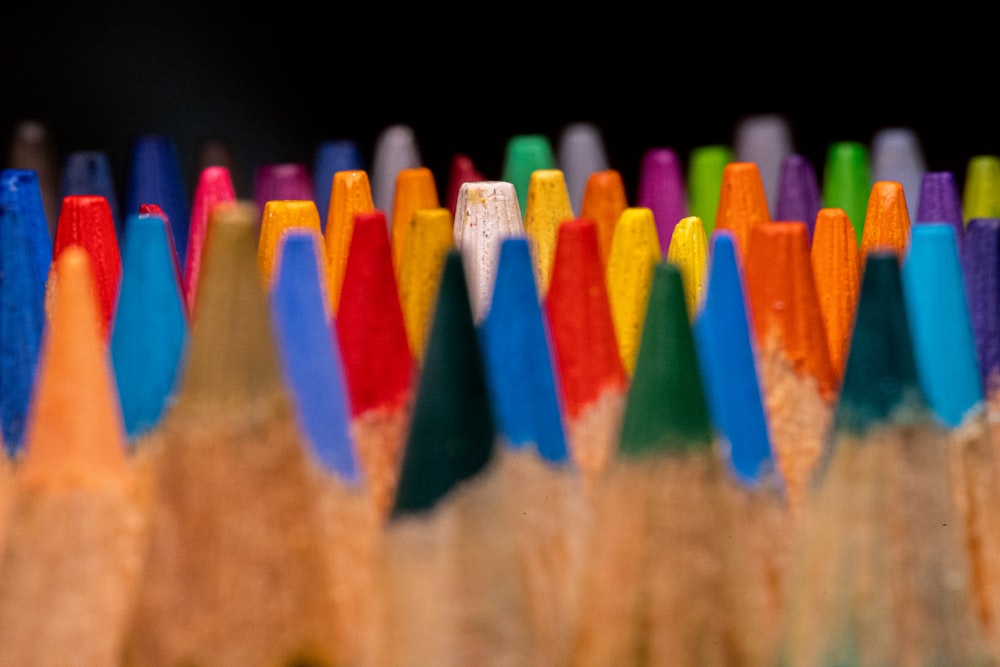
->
[[452, 180, 525, 323], [60, 149, 122, 240], [125, 134, 190, 267], [390, 167, 440, 273], [666, 215, 709, 318], [312, 139, 364, 231], [902, 224, 982, 427], [176, 200, 284, 407], [19, 246, 128, 487], [775, 153, 821, 240], [557, 121, 609, 214], [636, 147, 688, 252], [962, 155, 1000, 224], [961, 217, 1000, 398], [915, 171, 964, 246], [253, 162, 313, 214], [501, 133, 557, 215], [523, 168, 574, 296], [0, 195, 48, 454], [270, 230, 360, 483], [398, 207, 455, 363], [480, 237, 569, 464], [811, 207, 862, 381], [1, 168, 53, 286], [110, 213, 188, 443], [860, 180, 911, 260], [183, 165, 237, 315], [257, 199, 325, 289], [392, 250, 495, 515], [606, 206, 662, 376], [620, 261, 713, 456], [445, 153, 485, 217], [714, 161, 770, 258], [580, 168, 628, 267], [686, 144, 732, 236], [821, 140, 872, 246], [324, 169, 375, 313], [834, 251, 926, 435], [372, 124, 422, 214], [871, 126, 926, 223], [52, 194, 122, 340], [733, 113, 794, 216]]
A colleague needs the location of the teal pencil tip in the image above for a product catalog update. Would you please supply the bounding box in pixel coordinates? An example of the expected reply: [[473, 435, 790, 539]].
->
[[392, 250, 496, 515], [620, 261, 713, 457], [834, 251, 927, 435], [901, 223, 983, 427]]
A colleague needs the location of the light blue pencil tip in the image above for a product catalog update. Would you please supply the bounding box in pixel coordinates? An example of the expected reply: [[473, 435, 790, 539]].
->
[[480, 237, 570, 464], [110, 214, 189, 443], [270, 231, 360, 483], [902, 223, 983, 427], [693, 230, 776, 486]]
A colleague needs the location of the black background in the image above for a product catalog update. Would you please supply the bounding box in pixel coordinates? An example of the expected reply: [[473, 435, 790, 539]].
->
[[2, 3, 994, 210]]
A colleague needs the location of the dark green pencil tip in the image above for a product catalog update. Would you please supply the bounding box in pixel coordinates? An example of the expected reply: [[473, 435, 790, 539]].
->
[[833, 251, 927, 435], [391, 250, 495, 515], [620, 262, 713, 456]]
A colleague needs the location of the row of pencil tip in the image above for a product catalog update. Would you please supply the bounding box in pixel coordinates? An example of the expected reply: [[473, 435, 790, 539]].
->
[[2, 113, 1000, 664]]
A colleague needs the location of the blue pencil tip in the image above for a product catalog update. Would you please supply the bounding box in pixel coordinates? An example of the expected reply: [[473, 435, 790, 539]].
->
[[693, 230, 775, 486], [902, 223, 983, 427], [61, 149, 122, 241], [480, 237, 570, 464], [110, 214, 189, 443], [270, 230, 360, 483], [312, 139, 365, 231], [1, 168, 53, 286], [0, 199, 48, 454], [126, 134, 190, 267]]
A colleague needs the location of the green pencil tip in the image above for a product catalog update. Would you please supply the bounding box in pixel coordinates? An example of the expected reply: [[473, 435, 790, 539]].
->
[[619, 262, 713, 456], [391, 250, 495, 515], [833, 251, 927, 435]]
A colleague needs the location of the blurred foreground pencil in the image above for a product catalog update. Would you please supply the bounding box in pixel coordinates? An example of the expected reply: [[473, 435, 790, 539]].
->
[[125, 201, 340, 666], [572, 261, 746, 666], [480, 237, 588, 665], [0, 247, 145, 667], [376, 250, 530, 667], [779, 251, 993, 666]]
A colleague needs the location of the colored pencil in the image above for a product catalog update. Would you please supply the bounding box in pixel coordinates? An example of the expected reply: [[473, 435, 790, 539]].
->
[[605, 206, 662, 376], [501, 133, 557, 215], [811, 207, 862, 381], [915, 170, 965, 246], [860, 180, 911, 260], [125, 133, 190, 267], [572, 260, 746, 666], [452, 180, 525, 323], [390, 166, 440, 274], [871, 126, 926, 224], [635, 147, 688, 252], [252, 162, 313, 214], [775, 153, 821, 240], [269, 229, 380, 667], [714, 161, 770, 259], [182, 165, 236, 314], [779, 251, 992, 666], [377, 249, 530, 667], [580, 168, 629, 267], [110, 212, 189, 445], [745, 221, 837, 519], [963, 155, 1000, 223], [371, 123, 422, 214], [821, 140, 872, 246], [256, 199, 325, 288], [397, 207, 455, 363], [557, 121, 609, 214], [445, 152, 485, 217], [479, 236, 588, 665], [335, 209, 415, 520], [323, 169, 375, 313], [51, 194, 122, 340], [124, 201, 340, 666], [0, 246, 144, 666], [5, 119, 59, 238], [686, 144, 732, 236], [732, 113, 794, 217], [0, 170, 50, 454], [312, 138, 364, 232], [903, 223, 1000, 656], [545, 217, 628, 489], [60, 149, 123, 241], [523, 168, 575, 297], [666, 215, 709, 318]]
